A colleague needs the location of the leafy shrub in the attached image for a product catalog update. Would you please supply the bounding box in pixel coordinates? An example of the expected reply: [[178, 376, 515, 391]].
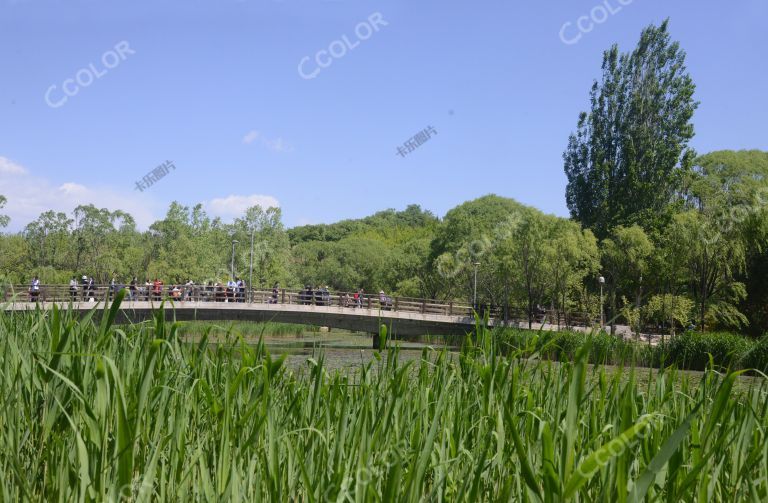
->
[[739, 334, 768, 373], [496, 327, 760, 372], [667, 331, 753, 371], [643, 294, 694, 334]]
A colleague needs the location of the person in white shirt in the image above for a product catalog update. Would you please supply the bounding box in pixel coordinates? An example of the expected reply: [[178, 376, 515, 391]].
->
[[29, 276, 41, 302], [69, 276, 78, 301]]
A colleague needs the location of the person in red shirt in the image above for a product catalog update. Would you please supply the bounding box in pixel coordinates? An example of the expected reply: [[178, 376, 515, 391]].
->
[[152, 278, 163, 301]]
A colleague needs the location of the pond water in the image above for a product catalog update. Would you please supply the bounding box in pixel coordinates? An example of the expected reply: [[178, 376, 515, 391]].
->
[[180, 329, 457, 373], [262, 331, 457, 372]]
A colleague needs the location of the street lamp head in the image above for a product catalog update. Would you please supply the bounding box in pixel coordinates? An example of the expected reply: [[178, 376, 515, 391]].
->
[[598, 276, 605, 284], [473, 262, 480, 267]]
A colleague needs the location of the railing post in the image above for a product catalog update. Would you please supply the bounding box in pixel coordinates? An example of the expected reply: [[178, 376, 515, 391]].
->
[[449, 302, 453, 316], [367, 296, 372, 309], [281, 289, 286, 304], [421, 300, 426, 314], [394, 297, 399, 311]]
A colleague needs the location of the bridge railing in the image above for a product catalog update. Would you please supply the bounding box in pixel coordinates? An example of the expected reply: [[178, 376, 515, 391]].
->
[[1, 284, 599, 328], [1, 284, 479, 318]]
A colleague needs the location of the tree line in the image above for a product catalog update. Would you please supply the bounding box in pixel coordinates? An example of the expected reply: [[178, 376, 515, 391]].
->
[[1, 20, 766, 335]]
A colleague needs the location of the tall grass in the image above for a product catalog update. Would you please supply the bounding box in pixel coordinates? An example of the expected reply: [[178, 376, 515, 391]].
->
[[499, 327, 768, 372], [1, 293, 767, 500]]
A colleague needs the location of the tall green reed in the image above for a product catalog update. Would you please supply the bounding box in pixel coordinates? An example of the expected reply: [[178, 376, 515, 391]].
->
[[0, 294, 766, 501]]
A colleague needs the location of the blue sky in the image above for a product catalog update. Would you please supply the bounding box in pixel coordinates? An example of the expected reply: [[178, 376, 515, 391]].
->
[[1, 0, 766, 231]]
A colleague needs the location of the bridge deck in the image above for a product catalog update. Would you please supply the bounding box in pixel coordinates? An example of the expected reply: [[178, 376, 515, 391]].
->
[[3, 300, 482, 337], [3, 285, 598, 339]]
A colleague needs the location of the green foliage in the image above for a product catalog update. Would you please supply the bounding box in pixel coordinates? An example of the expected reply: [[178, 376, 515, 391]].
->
[[601, 225, 653, 330], [667, 331, 753, 371], [288, 204, 437, 245], [497, 327, 768, 373], [2, 307, 768, 500], [0, 194, 9, 228], [739, 335, 768, 373], [666, 211, 747, 330], [690, 151, 768, 335], [564, 20, 698, 239], [644, 294, 694, 334]]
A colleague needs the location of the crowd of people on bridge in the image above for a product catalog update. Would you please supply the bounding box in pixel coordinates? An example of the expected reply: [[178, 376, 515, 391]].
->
[[29, 275, 396, 309], [62, 276, 250, 303]]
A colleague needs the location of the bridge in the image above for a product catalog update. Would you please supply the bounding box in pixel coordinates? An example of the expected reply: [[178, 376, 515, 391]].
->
[[2, 284, 598, 344]]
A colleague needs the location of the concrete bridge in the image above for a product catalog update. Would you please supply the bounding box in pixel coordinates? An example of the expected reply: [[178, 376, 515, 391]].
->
[[3, 284, 600, 345], [2, 285, 490, 342], [4, 300, 481, 339]]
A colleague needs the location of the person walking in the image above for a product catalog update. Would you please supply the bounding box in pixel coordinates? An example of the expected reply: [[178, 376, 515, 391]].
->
[[152, 278, 163, 301], [226, 278, 236, 303], [109, 274, 117, 301], [129, 277, 138, 300], [29, 276, 41, 302], [81, 275, 89, 301], [183, 279, 193, 301], [69, 276, 78, 301]]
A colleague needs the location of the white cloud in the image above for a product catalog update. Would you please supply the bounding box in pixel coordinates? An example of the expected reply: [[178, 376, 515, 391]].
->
[[0, 157, 158, 231], [0, 156, 28, 175], [242, 129, 293, 152], [0, 158, 282, 231], [58, 182, 88, 195], [242, 130, 261, 145], [206, 194, 280, 218], [262, 137, 293, 152]]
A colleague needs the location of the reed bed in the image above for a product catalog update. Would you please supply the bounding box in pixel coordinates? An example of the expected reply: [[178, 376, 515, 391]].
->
[[1, 292, 767, 501]]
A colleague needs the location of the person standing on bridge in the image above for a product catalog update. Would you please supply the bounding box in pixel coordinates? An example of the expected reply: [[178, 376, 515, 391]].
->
[[226, 278, 236, 302], [29, 276, 41, 302], [129, 277, 138, 300], [81, 275, 89, 301], [270, 282, 279, 304], [69, 276, 78, 301], [152, 278, 163, 302]]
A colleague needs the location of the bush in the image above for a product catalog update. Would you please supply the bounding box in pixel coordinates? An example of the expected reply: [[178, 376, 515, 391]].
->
[[496, 327, 760, 372], [739, 334, 768, 374], [667, 331, 753, 371]]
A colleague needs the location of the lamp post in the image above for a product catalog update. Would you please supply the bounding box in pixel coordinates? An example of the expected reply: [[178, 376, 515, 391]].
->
[[473, 262, 480, 311], [636, 274, 643, 340], [230, 239, 238, 280], [248, 230, 254, 303], [598, 276, 605, 329]]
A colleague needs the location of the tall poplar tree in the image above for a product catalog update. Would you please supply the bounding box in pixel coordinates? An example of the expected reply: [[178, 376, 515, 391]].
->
[[564, 20, 698, 239]]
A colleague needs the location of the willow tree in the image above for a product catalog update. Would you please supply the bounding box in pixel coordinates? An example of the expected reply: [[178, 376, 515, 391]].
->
[[564, 20, 698, 239], [686, 150, 768, 333]]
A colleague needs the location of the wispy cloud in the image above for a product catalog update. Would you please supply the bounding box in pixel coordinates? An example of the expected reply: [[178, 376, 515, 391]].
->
[[0, 156, 28, 175], [0, 156, 157, 230], [206, 194, 280, 218], [241, 130, 294, 152], [242, 130, 261, 145]]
